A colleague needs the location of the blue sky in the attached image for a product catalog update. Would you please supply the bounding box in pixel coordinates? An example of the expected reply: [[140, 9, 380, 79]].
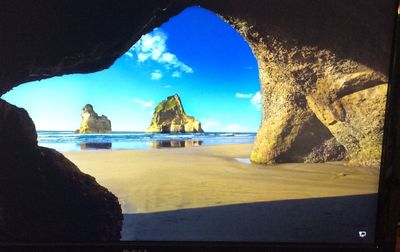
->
[[1, 6, 261, 132]]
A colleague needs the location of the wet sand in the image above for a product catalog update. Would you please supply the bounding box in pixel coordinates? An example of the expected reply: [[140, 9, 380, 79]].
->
[[63, 143, 379, 214]]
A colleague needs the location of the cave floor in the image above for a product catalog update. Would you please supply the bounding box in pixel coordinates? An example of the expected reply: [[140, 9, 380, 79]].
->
[[63, 143, 379, 242]]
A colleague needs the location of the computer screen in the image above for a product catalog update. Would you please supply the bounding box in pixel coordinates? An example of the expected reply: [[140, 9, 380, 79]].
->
[[0, 0, 399, 251]]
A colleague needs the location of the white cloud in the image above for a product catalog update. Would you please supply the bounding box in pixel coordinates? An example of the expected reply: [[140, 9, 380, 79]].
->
[[135, 29, 167, 61], [235, 92, 253, 99], [133, 98, 154, 108], [200, 118, 222, 131], [126, 28, 194, 76], [158, 52, 193, 74], [172, 71, 181, 78], [200, 118, 250, 132], [164, 85, 172, 88], [151, 70, 162, 80], [138, 53, 149, 62], [125, 51, 133, 58], [179, 64, 194, 73], [224, 124, 249, 132], [251, 91, 262, 110], [235, 91, 262, 110], [159, 52, 175, 63]]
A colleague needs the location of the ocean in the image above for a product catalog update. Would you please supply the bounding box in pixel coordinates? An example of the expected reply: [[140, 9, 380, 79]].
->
[[37, 131, 256, 152]]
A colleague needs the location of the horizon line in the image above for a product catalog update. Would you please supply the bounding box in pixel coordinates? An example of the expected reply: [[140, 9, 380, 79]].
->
[[36, 130, 258, 134]]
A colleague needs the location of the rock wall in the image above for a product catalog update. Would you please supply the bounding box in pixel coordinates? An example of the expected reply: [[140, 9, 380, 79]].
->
[[0, 0, 189, 95], [76, 104, 112, 134], [246, 41, 387, 166], [200, 0, 395, 166], [147, 94, 203, 133], [0, 0, 397, 241], [0, 0, 395, 167], [0, 99, 122, 241]]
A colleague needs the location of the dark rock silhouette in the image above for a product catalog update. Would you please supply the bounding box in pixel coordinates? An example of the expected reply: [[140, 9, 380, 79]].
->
[[0, 0, 397, 241], [0, 99, 122, 241], [0, 0, 395, 166]]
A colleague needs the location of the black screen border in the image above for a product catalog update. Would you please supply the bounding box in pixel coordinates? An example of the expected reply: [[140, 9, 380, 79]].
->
[[1, 1, 400, 252]]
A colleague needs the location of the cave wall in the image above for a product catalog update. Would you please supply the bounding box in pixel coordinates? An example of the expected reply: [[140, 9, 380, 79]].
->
[[200, 0, 396, 166], [0, 100, 122, 241], [0, 0, 397, 239], [0, 0, 396, 166], [246, 35, 387, 166], [0, 0, 189, 94]]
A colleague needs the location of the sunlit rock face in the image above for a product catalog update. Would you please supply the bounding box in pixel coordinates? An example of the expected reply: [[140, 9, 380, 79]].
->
[[0, 99, 122, 241], [246, 44, 387, 166], [147, 94, 204, 133], [76, 104, 111, 134], [305, 138, 347, 163], [0, 0, 396, 241], [0, 1, 394, 167], [202, 0, 395, 166]]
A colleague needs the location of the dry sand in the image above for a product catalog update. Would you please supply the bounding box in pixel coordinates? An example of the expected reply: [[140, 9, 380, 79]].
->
[[63, 143, 380, 214]]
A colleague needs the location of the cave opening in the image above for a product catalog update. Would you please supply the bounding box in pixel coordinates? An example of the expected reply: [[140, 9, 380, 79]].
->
[[2, 6, 262, 153], [1, 6, 264, 226], [0, 1, 392, 243]]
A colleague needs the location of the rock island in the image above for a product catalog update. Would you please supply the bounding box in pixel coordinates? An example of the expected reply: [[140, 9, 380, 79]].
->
[[146, 94, 203, 133], [75, 104, 112, 134]]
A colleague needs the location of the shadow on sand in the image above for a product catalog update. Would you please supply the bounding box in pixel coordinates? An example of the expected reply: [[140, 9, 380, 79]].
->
[[122, 194, 377, 243]]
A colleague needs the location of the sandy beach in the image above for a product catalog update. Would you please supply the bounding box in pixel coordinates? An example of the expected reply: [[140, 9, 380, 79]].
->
[[63, 143, 379, 214], [63, 143, 380, 242]]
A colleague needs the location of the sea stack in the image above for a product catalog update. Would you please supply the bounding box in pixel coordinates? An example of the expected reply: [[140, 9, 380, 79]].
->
[[75, 104, 112, 134], [146, 94, 204, 133]]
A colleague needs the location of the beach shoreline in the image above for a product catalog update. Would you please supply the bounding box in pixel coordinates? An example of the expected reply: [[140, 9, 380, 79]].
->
[[37, 131, 256, 152], [63, 143, 380, 214]]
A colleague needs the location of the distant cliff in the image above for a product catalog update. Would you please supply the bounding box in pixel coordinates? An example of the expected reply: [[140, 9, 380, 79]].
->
[[75, 104, 111, 134], [147, 94, 203, 133]]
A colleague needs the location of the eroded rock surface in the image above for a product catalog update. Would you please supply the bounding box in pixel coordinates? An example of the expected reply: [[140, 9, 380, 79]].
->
[[0, 0, 396, 174], [205, 1, 393, 166], [0, 99, 122, 241], [245, 42, 387, 166], [147, 94, 203, 133], [76, 104, 111, 134], [305, 138, 347, 163]]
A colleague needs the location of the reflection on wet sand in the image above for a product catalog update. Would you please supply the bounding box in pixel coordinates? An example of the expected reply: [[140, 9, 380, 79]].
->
[[80, 142, 112, 150], [149, 140, 203, 148]]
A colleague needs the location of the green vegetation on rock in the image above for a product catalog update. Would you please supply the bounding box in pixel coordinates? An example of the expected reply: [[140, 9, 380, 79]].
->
[[146, 94, 204, 133]]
